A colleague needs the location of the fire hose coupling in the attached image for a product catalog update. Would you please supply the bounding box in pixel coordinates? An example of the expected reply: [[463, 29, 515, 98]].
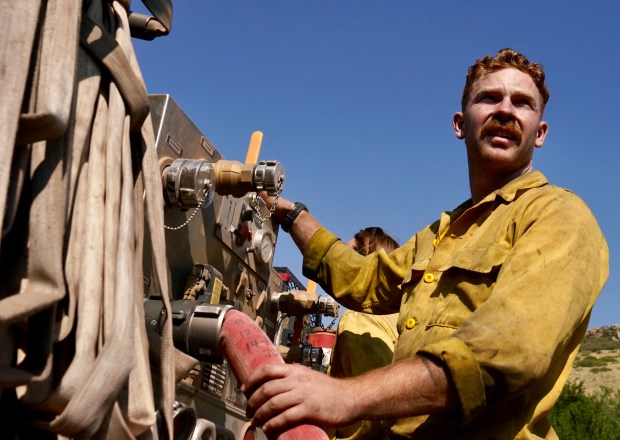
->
[[277, 345, 324, 368], [161, 158, 285, 206], [270, 290, 340, 317], [317, 295, 340, 317], [252, 160, 285, 195], [161, 158, 215, 208], [213, 159, 284, 197], [144, 299, 233, 363]]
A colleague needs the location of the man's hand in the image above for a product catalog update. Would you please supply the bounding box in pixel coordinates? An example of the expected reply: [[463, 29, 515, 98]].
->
[[259, 192, 322, 253], [259, 192, 294, 225], [242, 363, 358, 433], [242, 356, 458, 434]]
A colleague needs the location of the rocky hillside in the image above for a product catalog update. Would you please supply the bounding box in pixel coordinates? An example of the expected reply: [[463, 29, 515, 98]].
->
[[568, 324, 620, 395]]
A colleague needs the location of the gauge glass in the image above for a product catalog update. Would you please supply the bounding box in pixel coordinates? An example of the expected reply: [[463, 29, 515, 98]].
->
[[253, 229, 274, 263]]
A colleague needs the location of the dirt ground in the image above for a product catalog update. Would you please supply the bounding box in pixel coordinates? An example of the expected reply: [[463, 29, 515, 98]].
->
[[568, 348, 620, 395]]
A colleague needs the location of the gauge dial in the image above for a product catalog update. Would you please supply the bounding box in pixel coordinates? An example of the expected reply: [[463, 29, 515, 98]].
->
[[251, 229, 274, 264]]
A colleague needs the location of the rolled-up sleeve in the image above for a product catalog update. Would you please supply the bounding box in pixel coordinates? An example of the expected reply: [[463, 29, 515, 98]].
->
[[302, 228, 415, 313], [419, 337, 486, 423]]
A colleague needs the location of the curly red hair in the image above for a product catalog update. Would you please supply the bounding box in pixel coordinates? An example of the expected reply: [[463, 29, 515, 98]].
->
[[461, 48, 550, 111]]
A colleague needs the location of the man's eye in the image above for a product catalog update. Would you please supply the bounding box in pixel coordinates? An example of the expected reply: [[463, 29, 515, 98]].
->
[[514, 99, 533, 108], [479, 95, 498, 103]]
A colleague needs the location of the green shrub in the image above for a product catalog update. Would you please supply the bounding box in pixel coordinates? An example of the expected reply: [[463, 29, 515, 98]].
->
[[550, 382, 620, 440], [580, 336, 620, 352], [574, 355, 617, 368]]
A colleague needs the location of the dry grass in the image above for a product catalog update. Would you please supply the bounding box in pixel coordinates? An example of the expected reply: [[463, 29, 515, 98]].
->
[[568, 325, 620, 395]]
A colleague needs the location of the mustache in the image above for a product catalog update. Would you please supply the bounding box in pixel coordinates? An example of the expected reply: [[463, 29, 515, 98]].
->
[[481, 119, 522, 144]]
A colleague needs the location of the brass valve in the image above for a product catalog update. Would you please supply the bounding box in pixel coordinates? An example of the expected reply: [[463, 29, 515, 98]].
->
[[161, 158, 284, 207]]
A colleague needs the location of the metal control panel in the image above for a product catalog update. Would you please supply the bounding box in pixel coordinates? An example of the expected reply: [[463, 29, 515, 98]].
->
[[145, 95, 282, 337], [143, 95, 338, 440]]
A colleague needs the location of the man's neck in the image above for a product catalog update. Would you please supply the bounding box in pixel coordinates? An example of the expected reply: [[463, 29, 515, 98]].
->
[[469, 163, 533, 205]]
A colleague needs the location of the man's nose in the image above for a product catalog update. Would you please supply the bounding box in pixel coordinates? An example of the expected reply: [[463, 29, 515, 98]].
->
[[493, 98, 516, 120]]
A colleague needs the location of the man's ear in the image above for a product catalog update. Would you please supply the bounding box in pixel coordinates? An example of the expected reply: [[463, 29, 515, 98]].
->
[[535, 120, 548, 148], [453, 112, 465, 139]]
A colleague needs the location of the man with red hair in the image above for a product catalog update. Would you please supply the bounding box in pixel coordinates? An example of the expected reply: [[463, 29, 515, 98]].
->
[[244, 49, 608, 439]]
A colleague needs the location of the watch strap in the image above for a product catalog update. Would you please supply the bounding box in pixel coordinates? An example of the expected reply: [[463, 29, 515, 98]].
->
[[281, 202, 308, 233]]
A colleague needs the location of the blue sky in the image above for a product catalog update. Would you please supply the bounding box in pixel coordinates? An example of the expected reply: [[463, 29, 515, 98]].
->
[[133, 1, 619, 327]]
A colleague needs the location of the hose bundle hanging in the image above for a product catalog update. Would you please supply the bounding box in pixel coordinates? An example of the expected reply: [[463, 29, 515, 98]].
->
[[0, 1, 184, 438]]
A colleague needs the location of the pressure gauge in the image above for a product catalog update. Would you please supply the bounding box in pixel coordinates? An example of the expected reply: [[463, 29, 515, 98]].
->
[[250, 229, 274, 264]]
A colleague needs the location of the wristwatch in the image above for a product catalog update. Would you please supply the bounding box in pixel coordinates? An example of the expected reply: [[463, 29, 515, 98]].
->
[[280, 202, 308, 233]]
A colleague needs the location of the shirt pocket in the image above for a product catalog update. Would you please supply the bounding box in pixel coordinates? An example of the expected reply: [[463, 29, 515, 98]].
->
[[427, 242, 510, 329]]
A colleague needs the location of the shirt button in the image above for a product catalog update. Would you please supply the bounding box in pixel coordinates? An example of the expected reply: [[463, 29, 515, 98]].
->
[[433, 238, 438, 248], [406, 317, 416, 329], [423, 273, 435, 283]]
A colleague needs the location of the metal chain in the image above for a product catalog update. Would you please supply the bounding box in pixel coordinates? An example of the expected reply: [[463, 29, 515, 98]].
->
[[164, 189, 208, 231], [250, 178, 283, 223], [165, 175, 283, 230], [309, 313, 337, 332], [321, 317, 338, 332]]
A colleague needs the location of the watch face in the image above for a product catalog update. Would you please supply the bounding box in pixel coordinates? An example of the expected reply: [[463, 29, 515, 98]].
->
[[252, 229, 274, 264]]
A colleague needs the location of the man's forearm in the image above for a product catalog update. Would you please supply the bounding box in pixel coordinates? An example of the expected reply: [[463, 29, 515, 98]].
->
[[288, 210, 321, 253], [243, 355, 458, 433], [350, 355, 458, 421]]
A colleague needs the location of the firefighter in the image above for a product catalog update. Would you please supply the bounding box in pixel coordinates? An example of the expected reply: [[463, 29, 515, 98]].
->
[[328, 227, 399, 440], [242, 48, 609, 439]]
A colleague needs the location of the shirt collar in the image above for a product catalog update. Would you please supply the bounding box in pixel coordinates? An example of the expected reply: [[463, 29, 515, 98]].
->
[[490, 170, 549, 203], [445, 170, 549, 221]]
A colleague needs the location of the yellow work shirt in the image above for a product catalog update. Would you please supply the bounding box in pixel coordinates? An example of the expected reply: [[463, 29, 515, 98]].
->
[[328, 310, 399, 440], [302, 171, 609, 439]]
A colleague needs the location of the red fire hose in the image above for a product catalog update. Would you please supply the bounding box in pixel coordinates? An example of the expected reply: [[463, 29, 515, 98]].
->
[[218, 310, 329, 440]]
